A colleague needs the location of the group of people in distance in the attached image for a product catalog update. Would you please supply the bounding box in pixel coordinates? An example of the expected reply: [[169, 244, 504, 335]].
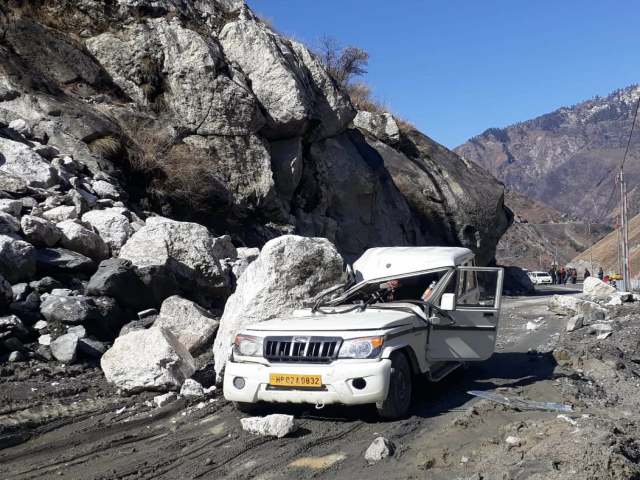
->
[[548, 266, 601, 285]]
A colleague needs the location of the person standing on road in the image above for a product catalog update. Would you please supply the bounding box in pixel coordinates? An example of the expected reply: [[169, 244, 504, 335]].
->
[[571, 269, 577, 284], [560, 267, 566, 284], [598, 267, 604, 280], [549, 267, 557, 285], [584, 268, 591, 280]]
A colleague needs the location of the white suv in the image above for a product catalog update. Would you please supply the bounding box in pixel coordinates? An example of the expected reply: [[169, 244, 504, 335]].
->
[[224, 247, 504, 419], [528, 271, 553, 285]]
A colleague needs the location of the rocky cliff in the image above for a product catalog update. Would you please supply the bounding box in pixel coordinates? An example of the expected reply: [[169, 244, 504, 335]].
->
[[0, 0, 510, 265], [455, 85, 640, 223]]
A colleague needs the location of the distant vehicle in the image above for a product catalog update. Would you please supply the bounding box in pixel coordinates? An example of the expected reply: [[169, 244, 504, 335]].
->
[[224, 247, 504, 419], [527, 271, 553, 285], [609, 273, 623, 281]]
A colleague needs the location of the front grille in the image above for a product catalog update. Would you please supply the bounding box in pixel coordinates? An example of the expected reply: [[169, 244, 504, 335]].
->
[[264, 336, 342, 363]]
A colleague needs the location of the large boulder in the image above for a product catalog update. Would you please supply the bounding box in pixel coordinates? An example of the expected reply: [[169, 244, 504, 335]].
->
[[212, 235, 343, 375], [0, 137, 57, 188], [155, 296, 219, 354], [548, 295, 606, 322], [86, 17, 264, 136], [50, 332, 79, 363], [101, 327, 196, 393], [0, 235, 36, 283], [218, 10, 354, 140], [21, 215, 62, 247], [81, 208, 133, 255], [120, 217, 235, 304], [583, 277, 617, 300], [57, 220, 109, 260]]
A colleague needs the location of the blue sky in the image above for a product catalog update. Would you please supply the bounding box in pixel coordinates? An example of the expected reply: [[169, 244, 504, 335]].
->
[[248, 0, 639, 148]]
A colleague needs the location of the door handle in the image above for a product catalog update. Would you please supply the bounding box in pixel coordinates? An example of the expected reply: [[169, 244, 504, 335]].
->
[[483, 312, 494, 318]]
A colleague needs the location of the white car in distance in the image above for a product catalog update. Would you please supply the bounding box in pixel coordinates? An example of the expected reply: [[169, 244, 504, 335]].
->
[[223, 247, 504, 419], [528, 271, 553, 285]]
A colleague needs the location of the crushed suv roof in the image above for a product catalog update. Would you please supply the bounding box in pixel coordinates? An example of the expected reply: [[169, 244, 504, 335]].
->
[[353, 246, 474, 281]]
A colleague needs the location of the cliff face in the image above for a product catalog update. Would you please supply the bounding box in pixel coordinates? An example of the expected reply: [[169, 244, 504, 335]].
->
[[455, 85, 640, 223], [0, 0, 510, 264]]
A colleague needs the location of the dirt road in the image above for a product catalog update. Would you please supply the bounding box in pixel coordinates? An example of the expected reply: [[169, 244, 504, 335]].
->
[[0, 285, 609, 480]]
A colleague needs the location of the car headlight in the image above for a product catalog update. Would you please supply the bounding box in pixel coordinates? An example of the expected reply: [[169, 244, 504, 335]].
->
[[338, 336, 384, 359], [233, 334, 263, 357]]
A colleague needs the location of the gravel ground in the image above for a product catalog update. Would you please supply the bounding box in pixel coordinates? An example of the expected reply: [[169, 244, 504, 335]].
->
[[2, 285, 639, 480]]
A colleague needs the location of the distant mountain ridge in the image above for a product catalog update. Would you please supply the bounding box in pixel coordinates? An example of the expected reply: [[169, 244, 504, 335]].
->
[[455, 84, 640, 223]]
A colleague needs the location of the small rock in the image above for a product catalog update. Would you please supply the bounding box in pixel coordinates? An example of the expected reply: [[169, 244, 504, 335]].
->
[[240, 414, 297, 438], [566, 315, 584, 332], [57, 220, 109, 260], [35, 248, 96, 274], [8, 350, 25, 362], [50, 333, 79, 363], [8, 119, 31, 136], [91, 180, 121, 200], [505, 435, 522, 447], [30, 276, 64, 294], [11, 283, 30, 302], [154, 392, 178, 408], [41, 294, 97, 325], [34, 320, 48, 330], [38, 334, 52, 346], [67, 325, 87, 339], [180, 378, 205, 399], [590, 323, 613, 340], [526, 321, 540, 331], [36, 344, 53, 361], [0, 212, 20, 234], [364, 436, 396, 463], [606, 295, 623, 306]]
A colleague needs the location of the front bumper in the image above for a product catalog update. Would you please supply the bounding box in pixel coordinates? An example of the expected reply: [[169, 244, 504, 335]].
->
[[223, 358, 392, 405]]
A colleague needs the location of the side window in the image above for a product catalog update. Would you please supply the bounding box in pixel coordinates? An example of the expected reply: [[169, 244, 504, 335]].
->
[[457, 261, 478, 305], [457, 269, 501, 308]]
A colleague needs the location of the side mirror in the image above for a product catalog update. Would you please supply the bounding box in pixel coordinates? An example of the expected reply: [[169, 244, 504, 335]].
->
[[440, 293, 457, 311]]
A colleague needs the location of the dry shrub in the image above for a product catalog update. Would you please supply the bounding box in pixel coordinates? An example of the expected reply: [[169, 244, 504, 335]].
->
[[88, 135, 125, 162], [128, 127, 229, 210]]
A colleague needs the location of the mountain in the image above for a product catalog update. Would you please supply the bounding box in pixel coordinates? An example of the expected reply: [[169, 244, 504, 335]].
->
[[0, 0, 511, 267], [455, 85, 640, 223], [497, 190, 611, 270]]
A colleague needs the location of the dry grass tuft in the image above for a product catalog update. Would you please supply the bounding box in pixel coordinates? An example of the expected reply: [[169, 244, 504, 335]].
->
[[88, 135, 125, 161]]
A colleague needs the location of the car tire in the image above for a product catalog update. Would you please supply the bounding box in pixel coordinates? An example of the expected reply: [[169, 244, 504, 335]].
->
[[376, 351, 413, 420]]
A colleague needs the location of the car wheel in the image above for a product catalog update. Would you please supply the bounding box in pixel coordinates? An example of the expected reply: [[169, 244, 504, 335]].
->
[[376, 351, 413, 420]]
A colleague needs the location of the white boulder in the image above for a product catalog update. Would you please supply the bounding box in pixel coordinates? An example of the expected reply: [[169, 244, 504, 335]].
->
[[91, 180, 121, 200], [20, 215, 62, 247], [548, 295, 606, 322], [364, 437, 396, 463], [240, 414, 296, 438], [213, 235, 343, 375], [101, 327, 195, 393], [50, 332, 80, 363], [57, 220, 109, 260], [583, 276, 617, 300], [0, 138, 57, 188], [155, 296, 219, 354], [82, 208, 132, 254], [120, 217, 235, 298], [180, 378, 205, 399]]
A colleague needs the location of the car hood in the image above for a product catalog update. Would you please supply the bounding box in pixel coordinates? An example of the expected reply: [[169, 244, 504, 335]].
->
[[244, 305, 419, 333]]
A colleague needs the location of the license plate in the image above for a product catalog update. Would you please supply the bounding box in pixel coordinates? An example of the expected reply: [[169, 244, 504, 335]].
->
[[269, 373, 322, 388]]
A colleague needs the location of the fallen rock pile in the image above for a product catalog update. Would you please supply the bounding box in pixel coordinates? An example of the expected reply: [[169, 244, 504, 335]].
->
[[0, 126, 241, 371]]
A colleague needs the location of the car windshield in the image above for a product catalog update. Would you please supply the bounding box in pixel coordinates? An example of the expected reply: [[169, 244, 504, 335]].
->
[[322, 268, 453, 309]]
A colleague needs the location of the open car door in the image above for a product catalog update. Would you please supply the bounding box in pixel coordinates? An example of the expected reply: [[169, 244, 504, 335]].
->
[[427, 266, 504, 362]]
